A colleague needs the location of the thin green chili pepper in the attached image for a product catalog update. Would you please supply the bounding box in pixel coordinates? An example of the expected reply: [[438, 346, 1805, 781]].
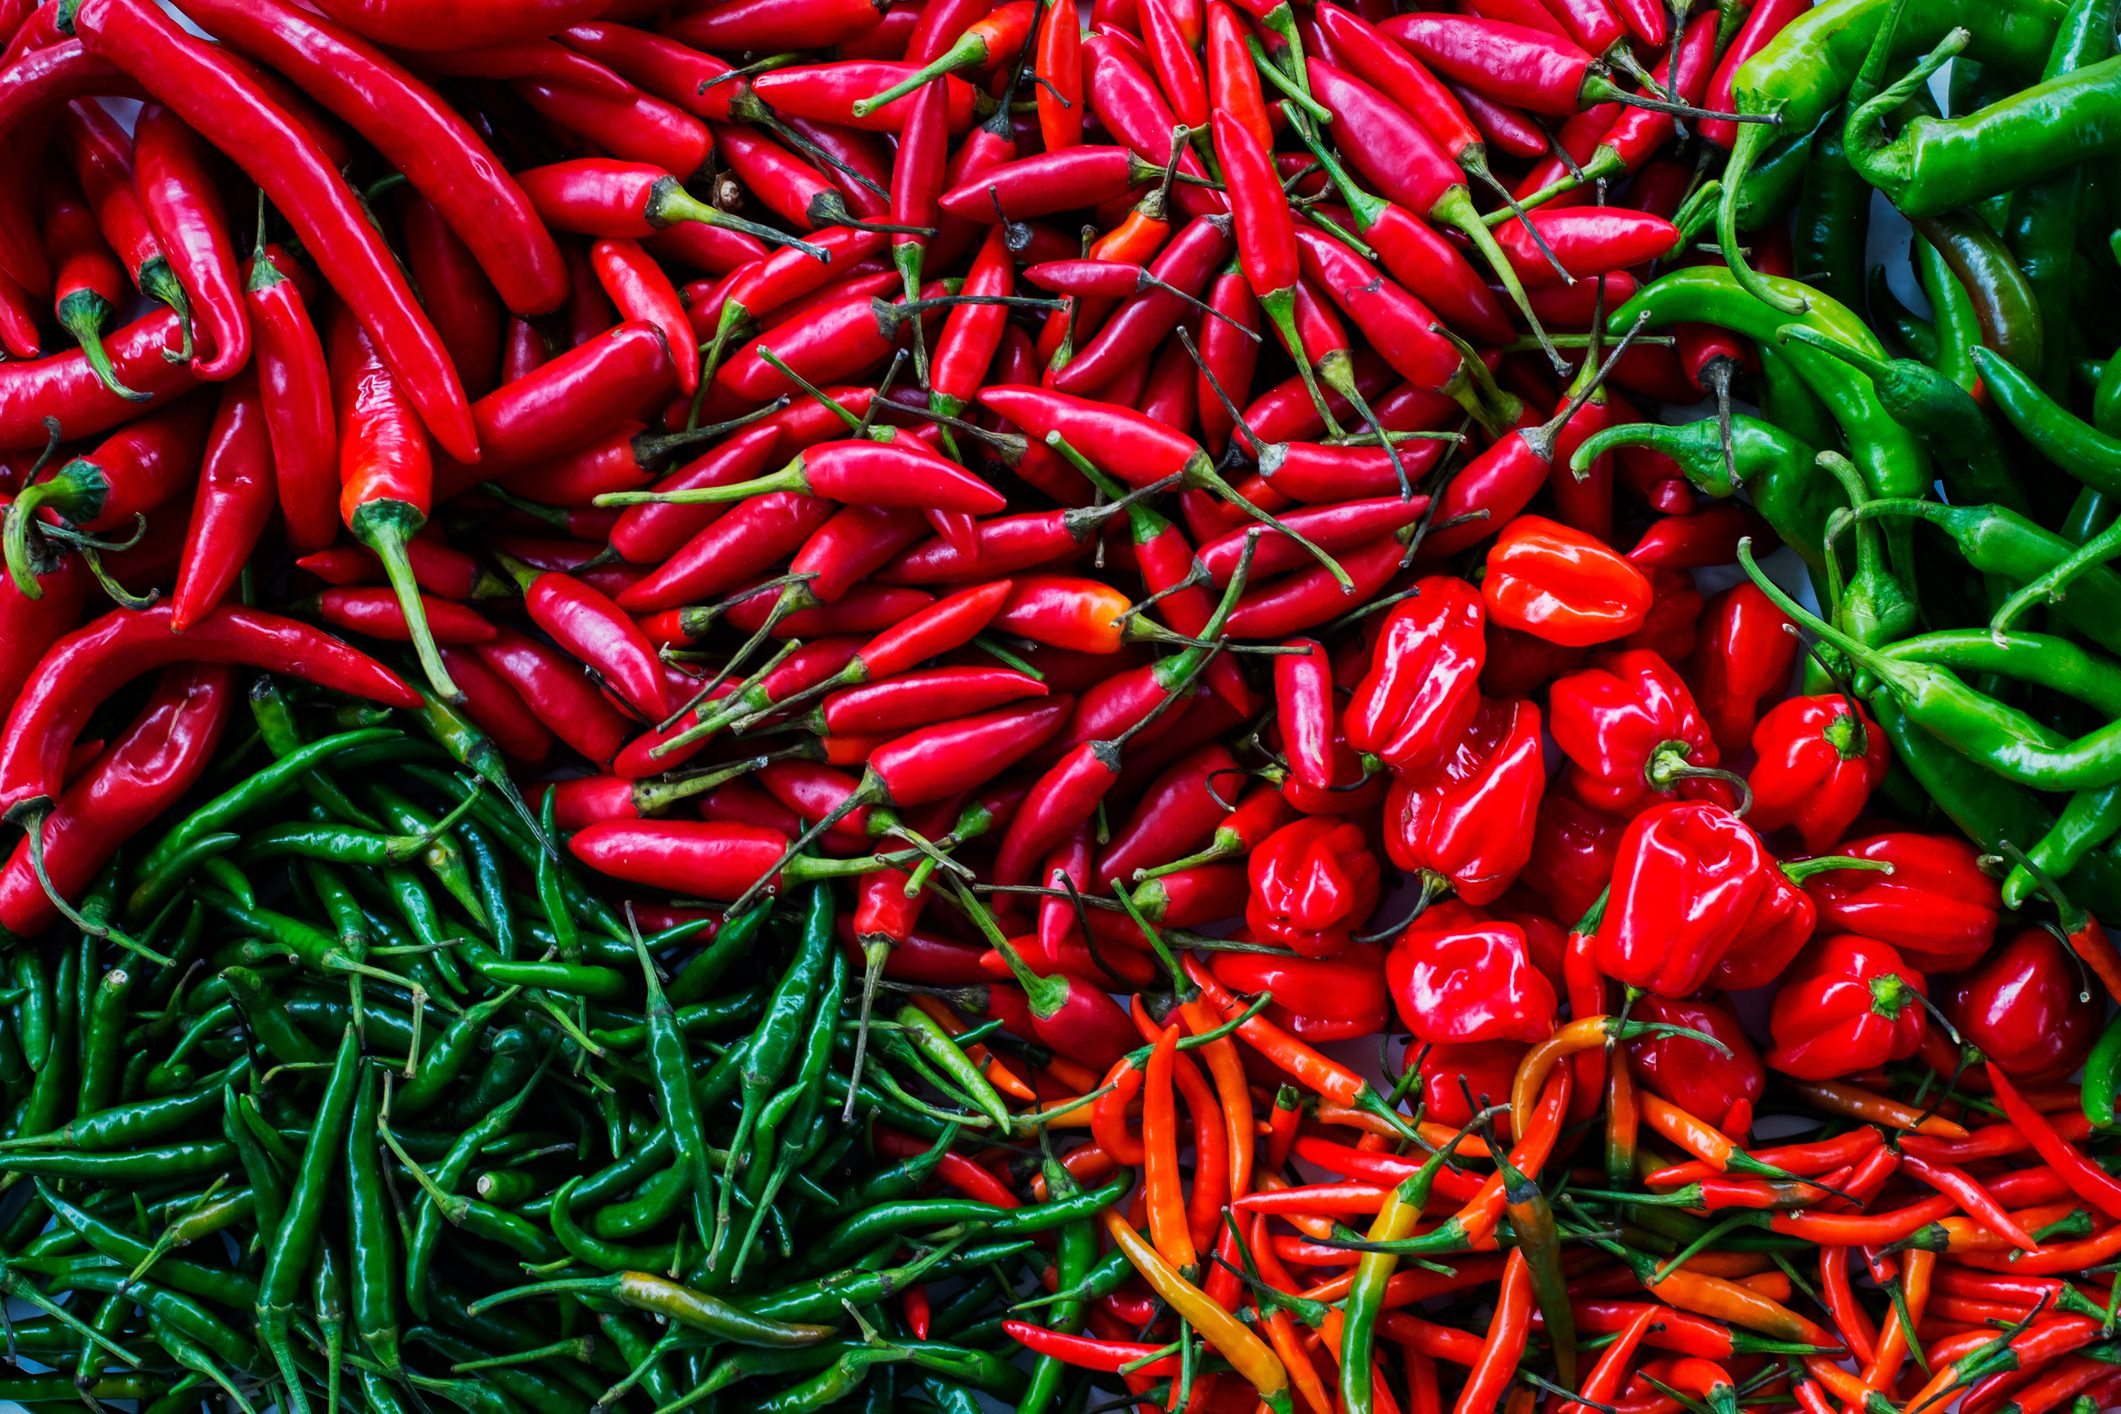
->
[[346, 1065, 400, 1372], [312, 1236, 347, 1413], [255, 1025, 361, 1414], [472, 1270, 838, 1347], [395, 1061, 547, 1322], [799, 1177, 1130, 1277], [51, 1267, 259, 1372], [11, 945, 77, 1141], [249, 678, 388, 826], [733, 949, 849, 1280], [33, 1181, 258, 1309], [1793, 109, 1869, 317], [711, 882, 835, 1274]]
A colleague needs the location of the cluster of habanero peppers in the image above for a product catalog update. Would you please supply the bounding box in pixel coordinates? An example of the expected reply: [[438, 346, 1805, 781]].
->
[[3, 0, 2121, 1408]]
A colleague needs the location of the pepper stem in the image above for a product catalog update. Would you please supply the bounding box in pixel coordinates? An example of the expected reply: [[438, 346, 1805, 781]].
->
[[850, 33, 985, 116], [0, 418, 67, 597], [57, 295, 149, 402], [1431, 185, 1567, 374], [352, 501, 461, 705], [654, 181, 829, 260]]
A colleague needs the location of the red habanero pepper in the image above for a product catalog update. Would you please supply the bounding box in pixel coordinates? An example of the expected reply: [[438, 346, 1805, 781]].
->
[[1689, 582, 1796, 757], [1386, 697, 1545, 907], [0, 601, 420, 818], [1482, 515, 1652, 647], [328, 308, 461, 705], [1345, 577, 1485, 772], [1625, 996, 1763, 1137], [1946, 931, 2099, 1086], [1210, 946, 1391, 1044], [1746, 694, 1890, 853], [39, 168, 138, 400], [0, 664, 234, 936], [1766, 935, 1927, 1082], [1247, 817, 1383, 959], [1593, 800, 1773, 997], [1388, 900, 1559, 1045], [1803, 833, 2001, 975], [171, 372, 275, 633], [132, 103, 248, 379], [591, 240, 698, 394], [1549, 649, 1730, 816], [74, 0, 480, 463], [1522, 792, 1623, 925], [474, 626, 634, 767], [1710, 860, 1821, 994]]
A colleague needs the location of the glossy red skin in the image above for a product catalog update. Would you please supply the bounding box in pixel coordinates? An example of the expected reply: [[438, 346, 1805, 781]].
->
[[1689, 583, 1799, 758], [1418, 1040, 1528, 1128], [1626, 996, 1765, 1134], [1245, 817, 1381, 959], [1385, 697, 1544, 906], [1387, 899, 1558, 1045], [1209, 943, 1390, 1042], [1594, 801, 1772, 997], [1521, 792, 1624, 926], [1549, 648, 1724, 816], [1746, 695, 1891, 854], [1944, 929, 2100, 1085], [1803, 833, 2001, 975], [1344, 576, 1485, 772], [1768, 935, 1929, 1082], [1711, 866, 1818, 994]]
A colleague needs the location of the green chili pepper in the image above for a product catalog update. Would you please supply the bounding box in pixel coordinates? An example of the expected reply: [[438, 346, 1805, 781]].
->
[[345, 1065, 401, 1372], [255, 1025, 361, 1414]]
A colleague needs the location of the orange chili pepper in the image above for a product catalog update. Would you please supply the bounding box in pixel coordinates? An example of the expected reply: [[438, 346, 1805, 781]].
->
[[1141, 1023, 1197, 1275]]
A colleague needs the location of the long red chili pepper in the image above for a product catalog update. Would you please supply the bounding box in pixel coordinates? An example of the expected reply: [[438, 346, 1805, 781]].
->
[[131, 102, 248, 379]]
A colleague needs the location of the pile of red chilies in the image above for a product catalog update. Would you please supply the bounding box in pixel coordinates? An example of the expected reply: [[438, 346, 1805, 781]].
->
[[3, 0, 2120, 1410]]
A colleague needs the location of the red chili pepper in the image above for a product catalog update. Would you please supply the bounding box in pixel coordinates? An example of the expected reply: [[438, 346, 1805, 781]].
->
[[588, 239, 698, 395], [132, 103, 245, 378], [1082, 35, 1218, 212], [1386, 697, 1545, 906], [171, 372, 274, 632], [0, 664, 233, 936], [519, 157, 807, 256], [666, 0, 886, 50], [1388, 899, 1559, 1045], [57, 101, 188, 338], [76, 0, 480, 462], [1802, 832, 2001, 974], [301, 0, 603, 50], [1765, 935, 1928, 1081], [1482, 515, 1653, 647], [939, 146, 1171, 222], [4, 398, 211, 595], [1549, 649, 1730, 816], [1698, 0, 1807, 149], [1209, 945, 1390, 1045], [1052, 216, 1233, 398], [0, 602, 419, 818], [1034, 0, 1084, 150], [38, 167, 135, 397], [1746, 694, 1890, 854], [310, 586, 498, 646], [1945, 930, 2099, 1085], [1593, 800, 1772, 997]]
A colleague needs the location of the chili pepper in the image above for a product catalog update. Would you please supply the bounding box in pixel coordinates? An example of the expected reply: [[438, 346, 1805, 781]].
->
[[242, 243, 338, 556], [57, 100, 190, 346], [4, 398, 211, 595], [1483, 515, 1653, 647], [170, 373, 274, 632], [132, 103, 246, 379], [75, 0, 479, 461], [0, 602, 418, 820], [1389, 900, 1559, 1045], [1622, 996, 1764, 1138], [1244, 817, 1381, 959], [38, 168, 135, 400], [1550, 649, 1734, 815], [1345, 577, 1485, 772], [1765, 934, 1927, 1080], [1594, 800, 1772, 996], [1947, 929, 2099, 1085]]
